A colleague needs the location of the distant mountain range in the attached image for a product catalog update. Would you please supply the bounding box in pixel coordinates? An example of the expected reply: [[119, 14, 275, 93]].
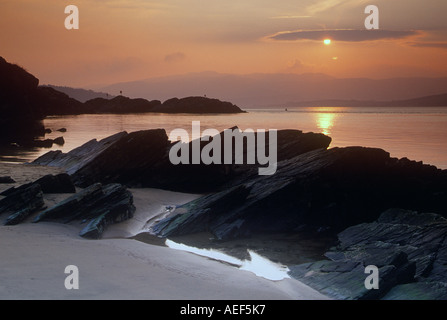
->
[[93, 72, 447, 108], [43, 85, 114, 103], [282, 93, 447, 108]]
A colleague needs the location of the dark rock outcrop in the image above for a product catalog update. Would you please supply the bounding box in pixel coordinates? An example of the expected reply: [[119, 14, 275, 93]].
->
[[70, 129, 170, 188], [31, 131, 128, 175], [2, 179, 136, 239], [53, 137, 65, 146], [288, 209, 447, 300], [153, 147, 447, 240], [0, 173, 76, 224], [0, 184, 45, 225], [33, 128, 332, 193], [32, 130, 171, 188], [33, 183, 135, 239], [1, 173, 75, 196], [0, 176, 15, 184]]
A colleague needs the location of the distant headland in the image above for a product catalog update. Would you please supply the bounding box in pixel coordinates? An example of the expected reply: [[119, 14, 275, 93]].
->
[[0, 56, 245, 146]]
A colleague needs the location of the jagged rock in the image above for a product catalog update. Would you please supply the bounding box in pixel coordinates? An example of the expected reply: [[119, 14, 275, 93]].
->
[[1, 173, 75, 196], [383, 282, 447, 300], [34, 173, 75, 193], [33, 128, 331, 193], [69, 129, 170, 188], [78, 184, 136, 239], [33, 183, 103, 222], [0, 184, 45, 225], [0, 176, 15, 183], [153, 147, 447, 240], [33, 183, 135, 239], [0, 173, 74, 225], [53, 137, 65, 146], [289, 209, 447, 300], [32, 131, 128, 175]]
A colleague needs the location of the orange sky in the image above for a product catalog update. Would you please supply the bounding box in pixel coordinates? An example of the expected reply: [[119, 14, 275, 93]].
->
[[1, 0, 447, 87]]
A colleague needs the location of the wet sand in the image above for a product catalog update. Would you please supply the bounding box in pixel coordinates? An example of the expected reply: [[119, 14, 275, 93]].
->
[[0, 163, 330, 300]]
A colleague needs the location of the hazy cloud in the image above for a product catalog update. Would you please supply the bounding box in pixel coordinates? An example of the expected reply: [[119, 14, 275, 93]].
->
[[269, 29, 419, 42], [82, 57, 143, 74], [269, 15, 312, 19], [164, 52, 186, 63], [408, 42, 447, 49]]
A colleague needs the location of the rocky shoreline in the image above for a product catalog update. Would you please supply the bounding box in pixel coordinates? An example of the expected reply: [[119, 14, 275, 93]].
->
[[0, 125, 446, 299]]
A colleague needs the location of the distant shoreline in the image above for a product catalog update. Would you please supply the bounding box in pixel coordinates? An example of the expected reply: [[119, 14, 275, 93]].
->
[[251, 93, 447, 109]]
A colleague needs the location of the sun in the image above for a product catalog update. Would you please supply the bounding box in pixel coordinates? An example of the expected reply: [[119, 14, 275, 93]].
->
[[323, 39, 331, 45]]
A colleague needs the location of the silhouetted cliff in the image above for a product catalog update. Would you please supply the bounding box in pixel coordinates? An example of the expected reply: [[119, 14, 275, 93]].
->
[[0, 57, 45, 143]]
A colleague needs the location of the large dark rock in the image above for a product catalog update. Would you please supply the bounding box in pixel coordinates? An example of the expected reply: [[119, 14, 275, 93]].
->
[[33, 183, 135, 239], [0, 176, 15, 184], [288, 209, 447, 300], [153, 147, 447, 240], [32, 131, 128, 175], [0, 173, 76, 196], [69, 129, 170, 188], [53, 137, 65, 146], [0, 173, 75, 225], [0, 184, 45, 225], [78, 183, 136, 239], [33, 128, 331, 193]]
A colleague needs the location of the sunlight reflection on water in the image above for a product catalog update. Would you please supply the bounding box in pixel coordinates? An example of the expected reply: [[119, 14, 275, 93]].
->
[[1, 107, 446, 169]]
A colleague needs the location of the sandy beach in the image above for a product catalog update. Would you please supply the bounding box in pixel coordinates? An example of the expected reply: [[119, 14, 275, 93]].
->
[[0, 163, 329, 300]]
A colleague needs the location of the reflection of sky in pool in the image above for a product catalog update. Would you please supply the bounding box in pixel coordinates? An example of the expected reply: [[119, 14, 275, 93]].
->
[[165, 239, 290, 281]]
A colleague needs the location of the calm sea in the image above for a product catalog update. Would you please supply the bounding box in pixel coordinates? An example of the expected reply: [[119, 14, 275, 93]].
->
[[1, 106, 447, 169]]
